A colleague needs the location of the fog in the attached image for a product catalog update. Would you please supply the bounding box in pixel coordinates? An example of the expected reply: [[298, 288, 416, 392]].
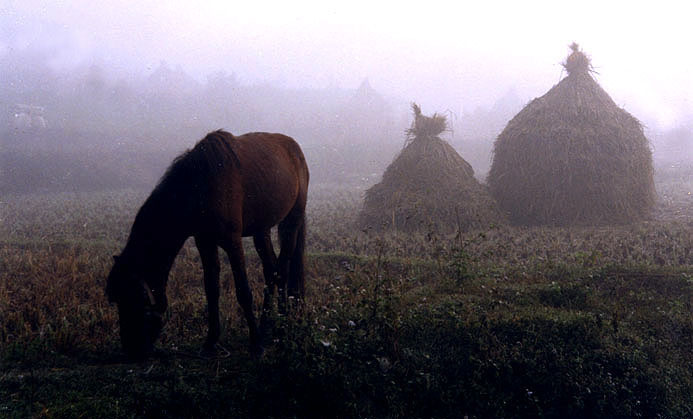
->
[[1, 0, 692, 191]]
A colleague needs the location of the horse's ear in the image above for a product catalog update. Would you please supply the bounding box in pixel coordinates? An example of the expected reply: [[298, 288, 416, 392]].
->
[[105, 271, 122, 303], [105, 276, 115, 302], [106, 287, 116, 303], [106, 256, 121, 303]]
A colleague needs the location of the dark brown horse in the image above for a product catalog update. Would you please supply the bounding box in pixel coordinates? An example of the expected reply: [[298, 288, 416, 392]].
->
[[105, 130, 309, 358]]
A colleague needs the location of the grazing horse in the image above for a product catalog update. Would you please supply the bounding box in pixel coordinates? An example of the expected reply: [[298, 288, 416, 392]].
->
[[105, 130, 309, 358]]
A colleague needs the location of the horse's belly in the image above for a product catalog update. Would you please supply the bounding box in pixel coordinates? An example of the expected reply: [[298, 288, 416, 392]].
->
[[240, 193, 296, 236]]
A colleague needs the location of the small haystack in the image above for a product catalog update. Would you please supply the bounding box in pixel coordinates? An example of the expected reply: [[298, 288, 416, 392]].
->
[[488, 43, 656, 225], [359, 104, 503, 233]]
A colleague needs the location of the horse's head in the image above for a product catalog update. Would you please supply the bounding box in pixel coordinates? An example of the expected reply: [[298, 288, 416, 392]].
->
[[106, 255, 166, 359]]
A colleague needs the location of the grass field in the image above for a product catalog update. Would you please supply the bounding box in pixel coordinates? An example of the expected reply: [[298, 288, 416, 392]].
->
[[1, 171, 692, 418]]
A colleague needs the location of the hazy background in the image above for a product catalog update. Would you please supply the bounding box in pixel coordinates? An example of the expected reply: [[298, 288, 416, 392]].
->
[[1, 0, 691, 192]]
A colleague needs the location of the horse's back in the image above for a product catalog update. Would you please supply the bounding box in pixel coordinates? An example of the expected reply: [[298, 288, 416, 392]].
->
[[233, 132, 309, 194], [203, 131, 308, 235], [235, 132, 308, 177]]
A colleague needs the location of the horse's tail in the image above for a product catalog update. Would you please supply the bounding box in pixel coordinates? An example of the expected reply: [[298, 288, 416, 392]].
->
[[289, 214, 306, 299]]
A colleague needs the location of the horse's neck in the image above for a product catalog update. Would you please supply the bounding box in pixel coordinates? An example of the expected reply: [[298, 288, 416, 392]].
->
[[126, 190, 192, 276]]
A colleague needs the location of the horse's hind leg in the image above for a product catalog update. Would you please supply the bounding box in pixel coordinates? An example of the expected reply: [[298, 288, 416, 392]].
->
[[221, 235, 262, 355], [254, 229, 278, 292], [253, 230, 277, 343], [277, 216, 302, 313], [195, 236, 221, 355], [288, 214, 306, 300]]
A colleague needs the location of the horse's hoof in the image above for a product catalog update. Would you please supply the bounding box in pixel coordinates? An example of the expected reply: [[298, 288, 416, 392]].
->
[[151, 346, 169, 359], [250, 344, 265, 359], [199, 344, 218, 359], [126, 345, 158, 362], [258, 323, 274, 347]]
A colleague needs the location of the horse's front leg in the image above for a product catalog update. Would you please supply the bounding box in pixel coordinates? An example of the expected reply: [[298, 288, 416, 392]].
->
[[195, 236, 221, 355], [222, 235, 262, 356]]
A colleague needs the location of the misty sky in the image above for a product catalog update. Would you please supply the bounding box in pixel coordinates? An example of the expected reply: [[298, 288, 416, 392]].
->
[[2, 0, 692, 129]]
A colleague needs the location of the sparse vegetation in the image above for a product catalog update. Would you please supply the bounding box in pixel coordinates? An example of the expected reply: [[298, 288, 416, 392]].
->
[[1, 172, 691, 417]]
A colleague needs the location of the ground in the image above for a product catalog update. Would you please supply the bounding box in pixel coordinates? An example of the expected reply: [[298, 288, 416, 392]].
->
[[0, 168, 691, 418]]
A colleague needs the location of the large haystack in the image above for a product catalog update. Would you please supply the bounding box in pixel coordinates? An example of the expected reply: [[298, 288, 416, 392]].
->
[[359, 104, 503, 233], [488, 43, 655, 226]]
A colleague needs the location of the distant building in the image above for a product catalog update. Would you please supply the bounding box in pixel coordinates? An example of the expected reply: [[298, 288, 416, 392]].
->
[[12, 104, 47, 130]]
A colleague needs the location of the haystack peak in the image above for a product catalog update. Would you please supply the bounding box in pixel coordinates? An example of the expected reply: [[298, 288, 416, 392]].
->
[[563, 42, 592, 75], [407, 103, 448, 140]]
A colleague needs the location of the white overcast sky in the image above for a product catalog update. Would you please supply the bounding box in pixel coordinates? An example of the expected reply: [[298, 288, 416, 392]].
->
[[2, 0, 692, 128]]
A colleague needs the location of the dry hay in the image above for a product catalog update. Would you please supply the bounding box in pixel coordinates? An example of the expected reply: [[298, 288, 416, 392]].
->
[[407, 103, 448, 139], [359, 104, 503, 233], [487, 44, 656, 226]]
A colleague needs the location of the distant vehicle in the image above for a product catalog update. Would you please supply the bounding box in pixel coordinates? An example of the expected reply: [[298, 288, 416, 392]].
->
[[12, 104, 47, 129]]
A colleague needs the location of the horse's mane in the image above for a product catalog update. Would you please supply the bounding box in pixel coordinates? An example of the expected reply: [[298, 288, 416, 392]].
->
[[157, 129, 238, 187], [189, 129, 241, 174], [144, 130, 240, 219]]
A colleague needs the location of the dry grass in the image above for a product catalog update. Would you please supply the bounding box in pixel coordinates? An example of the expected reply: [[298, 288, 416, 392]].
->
[[0, 174, 691, 417], [406, 103, 449, 139], [488, 45, 656, 226], [360, 105, 503, 233], [563, 42, 593, 75]]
